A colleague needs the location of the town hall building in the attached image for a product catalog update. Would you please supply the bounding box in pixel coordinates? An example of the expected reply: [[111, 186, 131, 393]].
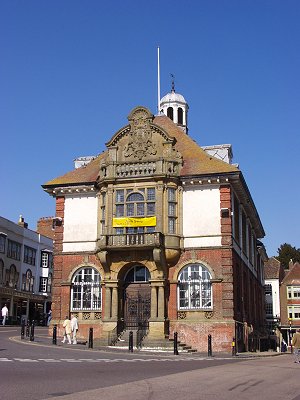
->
[[43, 87, 267, 352]]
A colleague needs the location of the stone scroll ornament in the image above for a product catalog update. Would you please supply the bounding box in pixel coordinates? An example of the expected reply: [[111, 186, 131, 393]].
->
[[124, 108, 157, 160]]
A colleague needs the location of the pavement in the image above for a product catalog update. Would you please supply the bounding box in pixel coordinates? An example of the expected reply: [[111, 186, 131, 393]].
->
[[9, 326, 284, 359]]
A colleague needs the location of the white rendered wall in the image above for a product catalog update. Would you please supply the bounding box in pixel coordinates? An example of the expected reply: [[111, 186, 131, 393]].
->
[[183, 185, 221, 247], [63, 194, 98, 252], [265, 279, 281, 319]]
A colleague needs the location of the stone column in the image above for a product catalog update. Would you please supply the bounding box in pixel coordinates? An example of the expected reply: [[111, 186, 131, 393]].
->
[[157, 285, 165, 320], [104, 285, 111, 320], [111, 286, 118, 321], [150, 285, 157, 320]]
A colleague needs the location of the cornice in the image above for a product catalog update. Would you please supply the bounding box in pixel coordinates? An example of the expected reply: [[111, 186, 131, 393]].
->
[[44, 184, 97, 197]]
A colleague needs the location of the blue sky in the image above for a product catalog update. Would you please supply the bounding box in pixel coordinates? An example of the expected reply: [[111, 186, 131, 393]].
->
[[1, 0, 299, 257]]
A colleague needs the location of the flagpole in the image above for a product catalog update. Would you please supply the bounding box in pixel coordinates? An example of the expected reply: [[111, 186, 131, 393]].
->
[[157, 46, 161, 114]]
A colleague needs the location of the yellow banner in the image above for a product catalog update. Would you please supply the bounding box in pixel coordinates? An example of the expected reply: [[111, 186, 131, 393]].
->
[[113, 217, 156, 227]]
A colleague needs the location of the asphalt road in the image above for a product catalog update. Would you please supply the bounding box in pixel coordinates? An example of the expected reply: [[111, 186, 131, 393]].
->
[[0, 326, 299, 400]]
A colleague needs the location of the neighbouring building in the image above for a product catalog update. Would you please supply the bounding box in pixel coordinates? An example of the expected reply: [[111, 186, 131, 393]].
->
[[264, 257, 285, 350], [43, 87, 267, 352], [0, 215, 53, 324], [280, 262, 300, 346]]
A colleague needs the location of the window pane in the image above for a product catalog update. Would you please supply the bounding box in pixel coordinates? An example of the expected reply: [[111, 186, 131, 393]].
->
[[116, 204, 124, 217], [178, 264, 212, 310], [168, 188, 176, 201], [147, 202, 155, 215], [136, 203, 144, 216], [168, 217, 176, 234], [127, 203, 134, 216], [147, 188, 155, 201], [116, 190, 124, 203], [168, 203, 176, 216], [127, 192, 144, 202]]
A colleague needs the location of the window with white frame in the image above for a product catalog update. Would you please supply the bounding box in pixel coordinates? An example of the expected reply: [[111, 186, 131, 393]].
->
[[39, 277, 48, 292], [71, 267, 101, 311], [41, 251, 53, 268], [287, 286, 300, 299], [178, 263, 212, 310], [288, 306, 300, 319]]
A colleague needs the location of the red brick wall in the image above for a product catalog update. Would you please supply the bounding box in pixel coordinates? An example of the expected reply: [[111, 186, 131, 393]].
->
[[36, 217, 55, 239]]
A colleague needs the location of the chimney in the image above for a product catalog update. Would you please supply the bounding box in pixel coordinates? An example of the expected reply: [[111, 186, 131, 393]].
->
[[36, 217, 55, 240], [18, 215, 28, 229]]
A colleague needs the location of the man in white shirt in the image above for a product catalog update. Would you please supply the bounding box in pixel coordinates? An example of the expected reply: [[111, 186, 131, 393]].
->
[[71, 314, 79, 344], [1, 304, 8, 326]]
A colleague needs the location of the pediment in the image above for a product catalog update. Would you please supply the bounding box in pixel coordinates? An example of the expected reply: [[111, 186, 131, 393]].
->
[[105, 106, 180, 163]]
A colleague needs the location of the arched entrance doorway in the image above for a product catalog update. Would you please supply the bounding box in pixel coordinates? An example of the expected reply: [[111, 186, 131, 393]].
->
[[123, 265, 150, 329]]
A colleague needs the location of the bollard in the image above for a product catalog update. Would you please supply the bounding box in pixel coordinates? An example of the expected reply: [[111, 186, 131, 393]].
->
[[26, 321, 30, 338], [88, 327, 93, 349], [21, 318, 25, 340], [208, 334, 212, 357], [52, 324, 57, 345], [174, 332, 179, 355], [129, 331, 133, 352], [232, 337, 236, 356], [30, 320, 35, 342]]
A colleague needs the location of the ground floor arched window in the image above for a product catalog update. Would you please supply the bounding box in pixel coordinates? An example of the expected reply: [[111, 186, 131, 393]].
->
[[71, 267, 101, 311], [178, 263, 212, 310]]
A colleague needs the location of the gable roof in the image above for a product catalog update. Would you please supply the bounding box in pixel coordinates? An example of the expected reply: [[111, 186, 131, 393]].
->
[[43, 152, 105, 187], [264, 257, 283, 280], [43, 111, 239, 188], [154, 115, 239, 176], [282, 262, 300, 285]]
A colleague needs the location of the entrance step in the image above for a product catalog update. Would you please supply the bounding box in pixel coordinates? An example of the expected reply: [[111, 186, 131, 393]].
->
[[108, 329, 197, 353]]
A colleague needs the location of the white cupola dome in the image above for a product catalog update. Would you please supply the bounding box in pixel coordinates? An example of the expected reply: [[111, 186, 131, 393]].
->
[[159, 78, 189, 133]]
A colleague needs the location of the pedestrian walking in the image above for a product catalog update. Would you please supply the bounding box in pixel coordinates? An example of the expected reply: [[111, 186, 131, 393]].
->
[[292, 329, 300, 363], [71, 314, 79, 344], [1, 304, 8, 326], [62, 316, 72, 344]]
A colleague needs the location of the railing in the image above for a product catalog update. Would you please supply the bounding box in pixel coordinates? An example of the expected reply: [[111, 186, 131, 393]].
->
[[105, 232, 164, 248]]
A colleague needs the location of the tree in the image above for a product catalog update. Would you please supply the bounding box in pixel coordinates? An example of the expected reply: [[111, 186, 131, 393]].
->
[[276, 243, 300, 268]]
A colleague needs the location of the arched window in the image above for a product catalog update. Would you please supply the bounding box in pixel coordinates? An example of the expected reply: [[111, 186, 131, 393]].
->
[[167, 107, 174, 121], [177, 107, 183, 125], [178, 263, 212, 310], [9, 264, 18, 288], [125, 266, 150, 282], [71, 267, 101, 311]]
